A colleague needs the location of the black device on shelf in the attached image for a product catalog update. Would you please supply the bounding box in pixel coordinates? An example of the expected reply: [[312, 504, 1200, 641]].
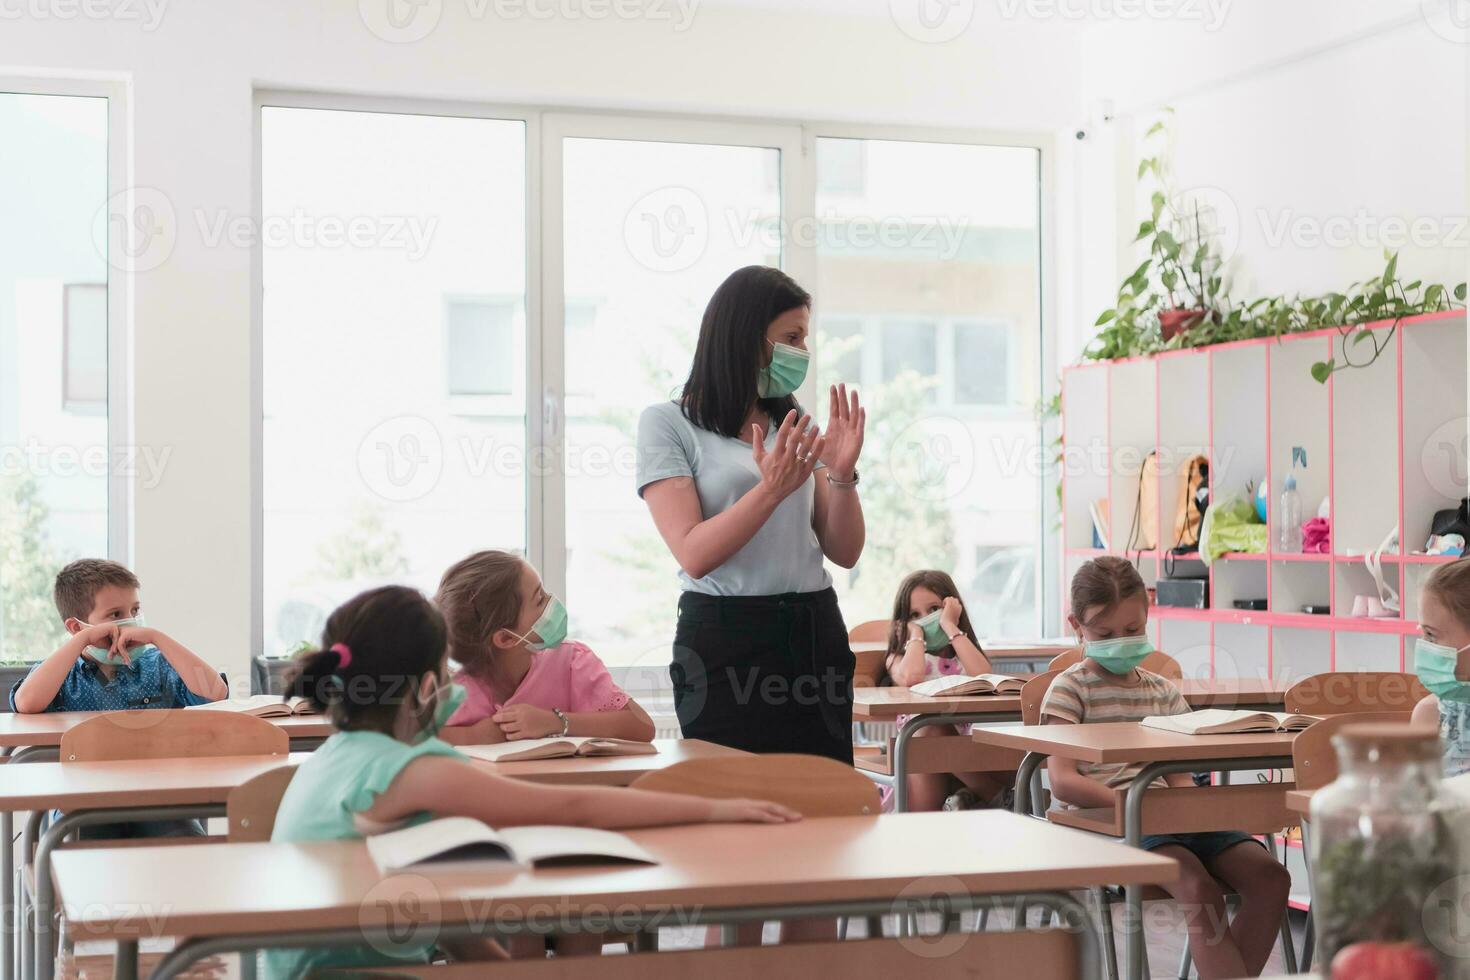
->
[[1301, 604, 1330, 615], [1232, 598, 1268, 611], [1157, 578, 1209, 609]]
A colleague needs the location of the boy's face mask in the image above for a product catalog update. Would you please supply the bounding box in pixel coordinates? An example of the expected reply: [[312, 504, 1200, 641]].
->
[[79, 614, 153, 666]]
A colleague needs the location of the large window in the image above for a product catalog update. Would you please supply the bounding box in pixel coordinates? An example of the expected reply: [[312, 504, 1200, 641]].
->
[[0, 92, 111, 662], [559, 132, 783, 670], [259, 105, 1048, 671], [813, 137, 1043, 638], [260, 106, 527, 656]]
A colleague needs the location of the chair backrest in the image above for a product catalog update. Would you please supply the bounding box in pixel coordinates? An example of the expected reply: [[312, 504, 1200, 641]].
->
[[330, 930, 1082, 979], [1284, 672, 1429, 716], [1291, 710, 1412, 792], [60, 708, 289, 762], [847, 619, 891, 644], [1021, 669, 1065, 726], [227, 764, 298, 842], [1046, 647, 1183, 681], [630, 753, 880, 817]]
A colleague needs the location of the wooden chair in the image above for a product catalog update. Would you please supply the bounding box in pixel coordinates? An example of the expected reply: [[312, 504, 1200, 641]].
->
[[1284, 671, 1429, 716], [633, 754, 881, 944], [1021, 669, 1065, 727], [323, 930, 1085, 979], [1046, 647, 1183, 681], [849, 619, 892, 689], [47, 710, 288, 979], [227, 764, 299, 842], [59, 708, 289, 762], [631, 753, 880, 817]]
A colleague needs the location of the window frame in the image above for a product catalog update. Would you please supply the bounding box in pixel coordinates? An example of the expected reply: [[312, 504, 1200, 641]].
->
[[1, 77, 131, 565], [250, 94, 1059, 680]]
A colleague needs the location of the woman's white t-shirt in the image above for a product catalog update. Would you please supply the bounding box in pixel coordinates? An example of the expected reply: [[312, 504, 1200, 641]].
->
[[636, 400, 832, 597]]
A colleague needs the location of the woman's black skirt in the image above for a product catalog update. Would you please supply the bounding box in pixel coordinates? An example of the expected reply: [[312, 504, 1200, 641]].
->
[[670, 587, 855, 764]]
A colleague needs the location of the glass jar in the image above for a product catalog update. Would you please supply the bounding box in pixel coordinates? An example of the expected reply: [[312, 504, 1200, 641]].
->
[[1311, 722, 1465, 978]]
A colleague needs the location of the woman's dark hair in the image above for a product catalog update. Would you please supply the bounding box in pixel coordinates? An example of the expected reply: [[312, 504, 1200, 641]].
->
[[287, 585, 447, 732], [884, 569, 982, 668], [679, 265, 811, 438]]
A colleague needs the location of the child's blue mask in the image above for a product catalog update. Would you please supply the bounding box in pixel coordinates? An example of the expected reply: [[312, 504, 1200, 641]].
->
[[80, 615, 155, 666]]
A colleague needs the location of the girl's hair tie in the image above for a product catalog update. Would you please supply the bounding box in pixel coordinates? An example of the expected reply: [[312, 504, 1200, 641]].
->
[[330, 642, 353, 669]]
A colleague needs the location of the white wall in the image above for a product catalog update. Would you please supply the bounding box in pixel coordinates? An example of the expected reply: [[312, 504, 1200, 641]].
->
[[1067, 0, 1469, 356], [0, 1, 1087, 681]]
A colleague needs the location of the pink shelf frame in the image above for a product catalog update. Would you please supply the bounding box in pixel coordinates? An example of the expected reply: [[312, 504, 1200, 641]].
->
[[1058, 310, 1467, 677]]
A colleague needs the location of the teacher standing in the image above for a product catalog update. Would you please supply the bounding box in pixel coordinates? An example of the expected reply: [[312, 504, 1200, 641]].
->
[[636, 266, 866, 764]]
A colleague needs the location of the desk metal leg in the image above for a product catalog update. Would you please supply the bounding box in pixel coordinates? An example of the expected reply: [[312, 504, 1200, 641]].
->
[[1121, 756, 1292, 980], [32, 805, 221, 980], [1298, 820, 1315, 972], [1012, 751, 1047, 817], [894, 711, 1020, 813], [114, 940, 137, 980]]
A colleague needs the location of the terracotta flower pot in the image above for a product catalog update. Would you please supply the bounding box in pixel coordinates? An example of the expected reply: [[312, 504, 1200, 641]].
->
[[1159, 307, 1206, 341]]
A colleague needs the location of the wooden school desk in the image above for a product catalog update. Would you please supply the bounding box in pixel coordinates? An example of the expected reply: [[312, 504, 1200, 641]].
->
[[4, 738, 739, 980], [0, 710, 332, 980], [971, 722, 1301, 980], [851, 687, 1025, 812], [856, 677, 1290, 813], [52, 810, 1178, 980]]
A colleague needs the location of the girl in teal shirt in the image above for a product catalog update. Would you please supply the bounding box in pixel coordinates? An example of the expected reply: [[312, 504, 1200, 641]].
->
[[266, 585, 798, 979]]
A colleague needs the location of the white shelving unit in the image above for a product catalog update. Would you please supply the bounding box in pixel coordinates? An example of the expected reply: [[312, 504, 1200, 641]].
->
[[1059, 310, 1467, 677]]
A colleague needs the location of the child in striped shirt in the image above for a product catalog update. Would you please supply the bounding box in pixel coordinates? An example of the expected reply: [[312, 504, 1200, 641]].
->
[[1040, 557, 1289, 980]]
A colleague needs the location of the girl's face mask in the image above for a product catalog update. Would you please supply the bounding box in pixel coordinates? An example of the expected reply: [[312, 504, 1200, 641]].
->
[[1082, 635, 1155, 675], [415, 676, 467, 742], [509, 595, 568, 652], [914, 609, 949, 653], [1415, 638, 1470, 703]]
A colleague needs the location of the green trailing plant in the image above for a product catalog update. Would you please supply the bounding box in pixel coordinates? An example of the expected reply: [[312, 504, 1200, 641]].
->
[[1087, 115, 1466, 380]]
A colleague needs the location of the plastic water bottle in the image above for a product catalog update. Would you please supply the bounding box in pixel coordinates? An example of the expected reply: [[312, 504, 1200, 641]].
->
[[1280, 473, 1302, 553]]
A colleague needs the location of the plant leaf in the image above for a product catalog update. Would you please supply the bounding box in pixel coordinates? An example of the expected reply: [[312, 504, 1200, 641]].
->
[[1095, 309, 1117, 326], [1310, 359, 1334, 384]]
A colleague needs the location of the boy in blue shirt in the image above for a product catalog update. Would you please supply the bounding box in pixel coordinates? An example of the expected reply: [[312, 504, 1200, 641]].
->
[[10, 559, 226, 714], [10, 559, 228, 838]]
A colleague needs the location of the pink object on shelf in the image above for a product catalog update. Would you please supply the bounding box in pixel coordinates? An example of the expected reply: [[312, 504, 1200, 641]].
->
[[1301, 517, 1331, 554]]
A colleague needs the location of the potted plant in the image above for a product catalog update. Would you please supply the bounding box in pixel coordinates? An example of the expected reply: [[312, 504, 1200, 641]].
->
[[252, 640, 312, 695]]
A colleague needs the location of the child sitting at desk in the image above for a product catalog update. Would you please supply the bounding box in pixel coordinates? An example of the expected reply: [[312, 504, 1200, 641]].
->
[[10, 558, 226, 714], [883, 569, 1009, 811], [9, 559, 226, 839], [1410, 559, 1470, 776], [1040, 557, 1289, 980], [269, 584, 795, 978], [435, 549, 655, 746]]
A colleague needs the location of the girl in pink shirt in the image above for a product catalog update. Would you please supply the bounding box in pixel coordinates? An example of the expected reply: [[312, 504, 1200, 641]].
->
[[435, 550, 655, 747]]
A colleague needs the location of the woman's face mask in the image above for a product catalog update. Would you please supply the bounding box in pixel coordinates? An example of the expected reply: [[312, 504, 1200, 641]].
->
[[757, 340, 810, 398]]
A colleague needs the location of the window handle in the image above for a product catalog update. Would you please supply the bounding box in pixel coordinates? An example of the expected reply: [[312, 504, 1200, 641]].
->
[[543, 389, 560, 440]]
